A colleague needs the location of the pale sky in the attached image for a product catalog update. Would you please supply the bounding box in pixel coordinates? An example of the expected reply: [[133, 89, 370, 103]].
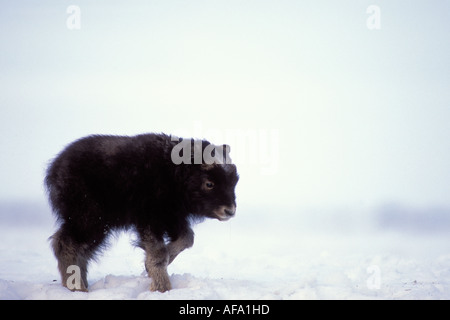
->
[[1, 0, 449, 209]]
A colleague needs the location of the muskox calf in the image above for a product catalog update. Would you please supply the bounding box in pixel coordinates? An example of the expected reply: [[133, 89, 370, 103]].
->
[[45, 133, 239, 292]]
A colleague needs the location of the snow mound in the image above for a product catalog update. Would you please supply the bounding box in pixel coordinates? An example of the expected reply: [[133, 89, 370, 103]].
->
[[2, 202, 450, 299]]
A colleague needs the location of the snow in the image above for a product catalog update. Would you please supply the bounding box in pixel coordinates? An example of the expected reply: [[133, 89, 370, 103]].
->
[[1, 201, 450, 300]]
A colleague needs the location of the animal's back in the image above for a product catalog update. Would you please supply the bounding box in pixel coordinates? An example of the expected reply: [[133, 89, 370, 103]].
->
[[45, 133, 176, 227]]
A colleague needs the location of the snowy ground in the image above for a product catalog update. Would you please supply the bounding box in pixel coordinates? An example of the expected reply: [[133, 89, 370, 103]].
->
[[1, 201, 450, 300]]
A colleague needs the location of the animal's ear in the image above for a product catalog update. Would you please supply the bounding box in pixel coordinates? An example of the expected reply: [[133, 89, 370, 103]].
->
[[222, 144, 232, 164], [201, 163, 216, 171], [223, 163, 237, 174]]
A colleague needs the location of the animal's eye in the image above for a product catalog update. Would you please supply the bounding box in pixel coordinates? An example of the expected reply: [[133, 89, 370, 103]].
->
[[205, 181, 214, 189]]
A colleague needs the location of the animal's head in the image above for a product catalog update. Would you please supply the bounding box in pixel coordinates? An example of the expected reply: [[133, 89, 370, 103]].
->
[[195, 163, 239, 221], [171, 137, 239, 221], [183, 155, 239, 221]]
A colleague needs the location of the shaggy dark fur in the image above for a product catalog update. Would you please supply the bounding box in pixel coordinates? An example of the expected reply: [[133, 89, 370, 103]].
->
[[45, 133, 239, 292]]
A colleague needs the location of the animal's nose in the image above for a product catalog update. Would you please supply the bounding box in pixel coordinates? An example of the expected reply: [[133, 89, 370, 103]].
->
[[224, 207, 236, 217]]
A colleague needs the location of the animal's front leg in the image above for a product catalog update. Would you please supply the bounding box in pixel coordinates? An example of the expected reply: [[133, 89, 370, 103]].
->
[[139, 230, 171, 292], [167, 227, 194, 265]]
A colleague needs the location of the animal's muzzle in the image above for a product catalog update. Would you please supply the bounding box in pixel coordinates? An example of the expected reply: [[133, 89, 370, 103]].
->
[[214, 205, 236, 221]]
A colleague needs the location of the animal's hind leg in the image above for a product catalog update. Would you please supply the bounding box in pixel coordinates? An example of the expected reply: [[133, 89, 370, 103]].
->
[[138, 229, 171, 292], [51, 228, 88, 291], [51, 226, 104, 292]]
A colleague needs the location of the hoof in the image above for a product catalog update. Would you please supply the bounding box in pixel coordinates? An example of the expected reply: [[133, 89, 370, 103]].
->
[[63, 283, 88, 292], [150, 280, 172, 293]]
